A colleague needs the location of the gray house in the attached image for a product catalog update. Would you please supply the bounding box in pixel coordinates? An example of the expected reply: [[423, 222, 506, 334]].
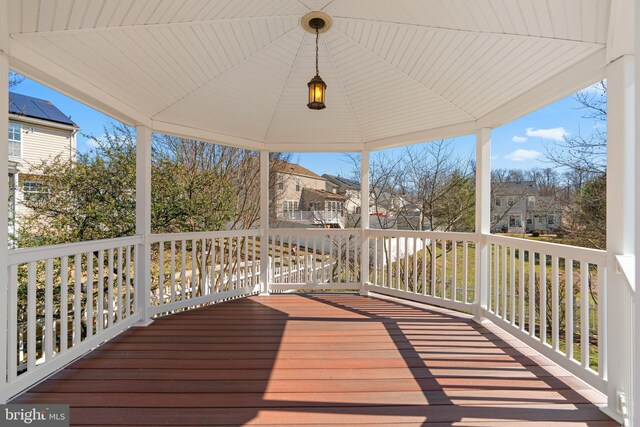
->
[[491, 181, 562, 234]]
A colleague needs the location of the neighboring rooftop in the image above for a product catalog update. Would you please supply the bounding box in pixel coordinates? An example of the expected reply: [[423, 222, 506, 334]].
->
[[322, 174, 360, 191], [493, 181, 539, 196], [9, 92, 77, 127], [272, 160, 322, 180], [302, 188, 347, 200]]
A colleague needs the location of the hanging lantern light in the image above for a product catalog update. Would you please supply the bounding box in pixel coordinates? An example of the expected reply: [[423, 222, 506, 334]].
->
[[307, 18, 327, 110]]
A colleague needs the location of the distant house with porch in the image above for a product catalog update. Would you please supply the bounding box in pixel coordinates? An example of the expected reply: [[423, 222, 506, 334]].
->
[[8, 92, 79, 238], [491, 181, 563, 234]]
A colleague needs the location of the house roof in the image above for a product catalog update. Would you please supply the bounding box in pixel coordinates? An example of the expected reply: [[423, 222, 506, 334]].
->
[[301, 188, 347, 201], [9, 92, 77, 127], [272, 160, 323, 180], [492, 181, 539, 196], [322, 174, 360, 191]]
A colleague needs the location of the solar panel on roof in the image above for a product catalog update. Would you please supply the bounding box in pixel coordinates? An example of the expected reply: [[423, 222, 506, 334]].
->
[[8, 92, 76, 126]]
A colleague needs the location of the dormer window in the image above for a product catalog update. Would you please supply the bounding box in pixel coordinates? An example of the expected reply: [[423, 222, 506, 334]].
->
[[295, 178, 301, 191]]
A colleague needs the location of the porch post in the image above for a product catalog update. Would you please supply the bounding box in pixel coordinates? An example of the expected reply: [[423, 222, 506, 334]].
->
[[474, 128, 491, 321], [259, 149, 270, 295], [605, 55, 635, 424], [360, 150, 370, 295], [0, 43, 10, 404], [635, 5, 640, 423], [135, 125, 153, 325]]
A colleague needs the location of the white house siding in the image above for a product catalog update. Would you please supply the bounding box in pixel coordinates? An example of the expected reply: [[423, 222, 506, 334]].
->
[[9, 119, 76, 224]]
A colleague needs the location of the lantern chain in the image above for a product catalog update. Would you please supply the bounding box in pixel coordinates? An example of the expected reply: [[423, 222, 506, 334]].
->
[[315, 26, 319, 76]]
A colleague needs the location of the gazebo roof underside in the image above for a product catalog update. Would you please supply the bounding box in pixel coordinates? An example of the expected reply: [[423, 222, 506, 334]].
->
[[5, 0, 622, 152]]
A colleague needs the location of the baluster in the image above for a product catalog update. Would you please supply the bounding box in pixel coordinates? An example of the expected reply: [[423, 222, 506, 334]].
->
[[345, 235, 350, 284], [45, 259, 54, 361], [413, 237, 418, 294], [211, 238, 217, 293], [192, 239, 197, 296], [236, 236, 241, 289], [395, 237, 400, 291], [451, 241, 457, 301], [540, 252, 547, 343], [337, 235, 342, 284], [8, 264, 18, 381], [387, 237, 392, 289], [97, 250, 104, 332], [529, 251, 536, 337], [596, 264, 606, 377], [422, 237, 427, 296], [565, 258, 574, 359], [580, 261, 589, 368], [462, 241, 468, 303], [170, 241, 176, 301], [74, 254, 82, 343], [493, 244, 499, 314], [107, 249, 114, 327], [430, 237, 436, 296], [510, 247, 516, 324], [116, 248, 123, 320], [87, 252, 94, 335], [27, 262, 37, 370], [251, 236, 256, 286], [158, 243, 164, 305], [125, 246, 131, 317], [178, 240, 185, 299], [551, 256, 559, 350], [501, 245, 507, 318], [519, 249, 525, 332], [373, 237, 378, 286]]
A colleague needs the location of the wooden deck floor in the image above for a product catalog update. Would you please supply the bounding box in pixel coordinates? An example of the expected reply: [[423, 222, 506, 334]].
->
[[13, 294, 617, 426]]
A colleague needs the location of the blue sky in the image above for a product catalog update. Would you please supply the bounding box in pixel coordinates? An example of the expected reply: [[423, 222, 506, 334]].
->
[[11, 73, 601, 175]]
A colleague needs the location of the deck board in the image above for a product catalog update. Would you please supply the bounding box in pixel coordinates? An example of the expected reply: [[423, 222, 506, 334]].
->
[[12, 294, 617, 426]]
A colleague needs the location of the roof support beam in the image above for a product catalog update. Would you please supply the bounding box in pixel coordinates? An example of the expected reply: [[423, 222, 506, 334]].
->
[[635, 1, 640, 423], [604, 54, 635, 426]]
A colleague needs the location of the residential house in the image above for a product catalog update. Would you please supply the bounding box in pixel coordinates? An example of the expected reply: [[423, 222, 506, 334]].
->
[[8, 92, 79, 238], [322, 174, 362, 214], [491, 181, 563, 234]]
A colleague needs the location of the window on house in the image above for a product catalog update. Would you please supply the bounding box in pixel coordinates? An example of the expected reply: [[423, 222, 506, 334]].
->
[[277, 176, 284, 190], [23, 181, 47, 202], [507, 196, 515, 206], [526, 217, 533, 225], [355, 206, 361, 214], [283, 200, 298, 212], [308, 202, 320, 211], [295, 178, 300, 192], [8, 122, 21, 158], [509, 214, 522, 227], [528, 196, 536, 207], [548, 215, 555, 225], [494, 197, 501, 206]]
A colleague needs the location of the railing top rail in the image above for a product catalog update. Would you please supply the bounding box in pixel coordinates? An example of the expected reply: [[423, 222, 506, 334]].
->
[[485, 234, 606, 265], [368, 229, 478, 242], [270, 228, 360, 236], [8, 235, 143, 265], [149, 229, 259, 243]]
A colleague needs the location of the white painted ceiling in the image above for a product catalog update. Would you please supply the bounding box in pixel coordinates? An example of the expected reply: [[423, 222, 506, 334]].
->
[[7, 0, 611, 151]]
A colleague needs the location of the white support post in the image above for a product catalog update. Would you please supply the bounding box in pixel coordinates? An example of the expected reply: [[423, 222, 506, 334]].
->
[[605, 55, 635, 425], [475, 128, 491, 322], [135, 125, 153, 326], [360, 150, 370, 296], [0, 46, 10, 404], [635, 4, 640, 424], [259, 150, 270, 295]]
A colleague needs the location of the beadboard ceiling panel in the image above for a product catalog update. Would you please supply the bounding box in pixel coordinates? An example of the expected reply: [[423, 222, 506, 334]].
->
[[8, 0, 611, 151]]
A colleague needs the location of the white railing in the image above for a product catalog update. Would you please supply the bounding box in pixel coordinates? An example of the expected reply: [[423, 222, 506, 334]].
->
[[2, 227, 613, 403], [149, 230, 261, 315], [6, 235, 143, 399], [268, 228, 361, 291], [367, 230, 478, 313], [483, 234, 607, 393]]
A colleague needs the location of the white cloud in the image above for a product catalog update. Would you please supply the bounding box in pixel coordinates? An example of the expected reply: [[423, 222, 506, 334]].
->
[[505, 149, 542, 162], [512, 136, 527, 143], [525, 127, 568, 141]]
